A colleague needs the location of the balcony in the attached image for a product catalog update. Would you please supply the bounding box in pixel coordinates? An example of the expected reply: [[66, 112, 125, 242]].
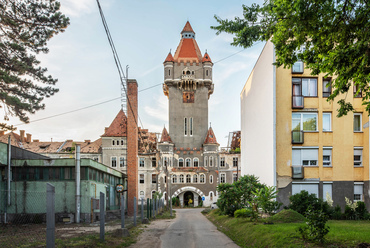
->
[[292, 95, 304, 109], [292, 166, 304, 179], [291, 130, 304, 144]]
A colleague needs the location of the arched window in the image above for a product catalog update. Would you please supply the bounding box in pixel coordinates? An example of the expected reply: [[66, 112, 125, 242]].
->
[[169, 69, 170, 76], [206, 70, 208, 76], [152, 191, 156, 199], [112, 140, 115, 146], [210, 192, 213, 201], [121, 140, 124, 145], [172, 175, 177, 183], [186, 174, 191, 183], [140, 191, 145, 199], [179, 174, 184, 183], [193, 174, 198, 183], [209, 156, 213, 167], [210, 175, 213, 184], [200, 174, 205, 183], [193, 158, 199, 167], [185, 158, 191, 167], [164, 157, 168, 167], [204, 156, 208, 167], [179, 158, 184, 167]]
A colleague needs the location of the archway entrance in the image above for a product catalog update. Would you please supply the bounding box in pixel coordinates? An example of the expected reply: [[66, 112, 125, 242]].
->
[[184, 191, 194, 206]]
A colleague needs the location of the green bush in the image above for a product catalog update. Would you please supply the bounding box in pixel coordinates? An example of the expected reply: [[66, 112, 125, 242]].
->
[[288, 190, 331, 217], [332, 205, 343, 220], [172, 197, 180, 207], [234, 208, 253, 218], [356, 201, 368, 220], [298, 207, 330, 244], [269, 209, 305, 223]]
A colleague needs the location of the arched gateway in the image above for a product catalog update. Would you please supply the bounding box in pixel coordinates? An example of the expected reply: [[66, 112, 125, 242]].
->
[[172, 186, 205, 207]]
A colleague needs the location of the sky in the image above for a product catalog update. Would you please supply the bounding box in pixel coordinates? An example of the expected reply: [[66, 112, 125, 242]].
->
[[7, 0, 265, 147]]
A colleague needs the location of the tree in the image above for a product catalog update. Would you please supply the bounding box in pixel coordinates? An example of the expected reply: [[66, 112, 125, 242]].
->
[[0, 0, 69, 130], [212, 0, 370, 117]]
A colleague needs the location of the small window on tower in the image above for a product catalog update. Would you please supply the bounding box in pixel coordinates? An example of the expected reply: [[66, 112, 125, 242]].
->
[[206, 70, 208, 76], [192, 71, 194, 75], [169, 70, 170, 76]]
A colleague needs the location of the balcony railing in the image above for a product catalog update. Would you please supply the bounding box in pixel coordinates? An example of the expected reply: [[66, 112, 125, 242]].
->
[[292, 95, 304, 109], [291, 130, 304, 144], [292, 166, 304, 179]]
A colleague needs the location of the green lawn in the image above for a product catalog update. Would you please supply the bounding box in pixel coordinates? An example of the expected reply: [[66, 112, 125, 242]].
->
[[205, 210, 370, 248]]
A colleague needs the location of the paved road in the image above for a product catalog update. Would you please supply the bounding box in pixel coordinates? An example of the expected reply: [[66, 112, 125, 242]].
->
[[161, 208, 240, 248]]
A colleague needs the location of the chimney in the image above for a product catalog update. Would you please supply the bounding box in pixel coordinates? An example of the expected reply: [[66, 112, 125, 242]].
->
[[84, 140, 91, 144], [26, 133, 32, 143], [33, 139, 39, 142], [105, 127, 108, 133], [20, 130, 25, 142], [0, 131, 4, 136]]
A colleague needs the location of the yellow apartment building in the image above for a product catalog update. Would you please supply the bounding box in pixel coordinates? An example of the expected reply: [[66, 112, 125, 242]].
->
[[240, 41, 369, 210]]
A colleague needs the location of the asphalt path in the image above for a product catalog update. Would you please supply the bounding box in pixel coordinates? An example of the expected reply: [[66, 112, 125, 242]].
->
[[160, 208, 240, 248]]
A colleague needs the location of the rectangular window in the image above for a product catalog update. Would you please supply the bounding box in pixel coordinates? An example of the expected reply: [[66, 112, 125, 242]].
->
[[233, 173, 238, 183], [292, 113, 317, 131], [189, 117, 193, 136], [139, 158, 145, 167], [120, 157, 125, 167], [111, 157, 117, 167], [292, 183, 319, 197], [152, 157, 156, 167], [152, 174, 157, 184], [354, 148, 363, 167], [354, 183, 363, 201], [354, 84, 362, 98], [323, 148, 332, 167], [220, 173, 226, 183], [140, 174, 144, 184], [293, 78, 317, 97], [354, 113, 362, 132], [184, 117, 188, 136], [292, 148, 318, 166], [323, 183, 333, 202], [323, 79, 331, 97], [292, 60, 304, 73], [220, 157, 225, 167], [323, 113, 331, 132], [233, 157, 238, 167]]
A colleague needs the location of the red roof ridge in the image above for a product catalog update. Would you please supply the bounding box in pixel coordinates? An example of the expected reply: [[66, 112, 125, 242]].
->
[[181, 21, 194, 34], [164, 52, 174, 63], [101, 109, 127, 137], [202, 52, 212, 63]]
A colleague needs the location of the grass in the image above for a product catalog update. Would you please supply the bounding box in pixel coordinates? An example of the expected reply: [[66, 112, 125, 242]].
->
[[204, 209, 370, 248], [154, 209, 176, 220]]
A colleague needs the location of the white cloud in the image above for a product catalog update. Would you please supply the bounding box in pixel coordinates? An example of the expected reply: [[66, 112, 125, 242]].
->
[[60, 0, 97, 17], [143, 95, 168, 122]]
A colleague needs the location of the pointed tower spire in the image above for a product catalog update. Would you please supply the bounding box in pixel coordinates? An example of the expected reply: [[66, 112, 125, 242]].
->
[[160, 126, 172, 143], [204, 127, 219, 145]]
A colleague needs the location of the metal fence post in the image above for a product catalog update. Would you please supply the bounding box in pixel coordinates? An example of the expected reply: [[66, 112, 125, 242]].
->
[[153, 198, 155, 218], [147, 198, 150, 219], [170, 196, 172, 217], [121, 194, 125, 228], [46, 183, 55, 248], [134, 197, 137, 226], [141, 198, 144, 223], [100, 192, 105, 242]]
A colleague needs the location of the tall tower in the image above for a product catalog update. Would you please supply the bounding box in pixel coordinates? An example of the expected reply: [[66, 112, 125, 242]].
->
[[163, 21, 214, 148]]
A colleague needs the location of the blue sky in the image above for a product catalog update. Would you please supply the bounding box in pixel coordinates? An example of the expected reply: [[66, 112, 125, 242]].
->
[[9, 0, 265, 147]]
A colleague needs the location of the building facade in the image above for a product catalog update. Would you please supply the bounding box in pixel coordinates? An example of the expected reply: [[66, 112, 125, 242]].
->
[[240, 41, 370, 210]]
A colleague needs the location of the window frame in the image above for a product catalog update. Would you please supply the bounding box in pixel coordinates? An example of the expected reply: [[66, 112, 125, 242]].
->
[[322, 79, 332, 97], [354, 113, 362, 132], [323, 147, 332, 167], [354, 84, 362, 98], [139, 174, 144, 184], [292, 60, 304, 74], [233, 173, 238, 183], [151, 174, 157, 184], [139, 158, 145, 167], [322, 112, 332, 132], [152, 157, 156, 167], [189, 117, 193, 136], [193, 158, 199, 167], [204, 156, 208, 167], [293, 77, 318, 97], [193, 174, 198, 183], [111, 157, 117, 167], [184, 117, 188, 136], [200, 174, 205, 183], [186, 174, 191, 183], [233, 157, 238, 167], [209, 156, 213, 167], [354, 148, 363, 167], [292, 147, 319, 167], [220, 157, 225, 167], [179, 174, 184, 183], [292, 112, 318, 132], [210, 175, 213, 184], [172, 175, 177, 184], [119, 157, 125, 167], [178, 158, 184, 167], [185, 158, 191, 167], [220, 173, 226, 183], [354, 183, 364, 201]]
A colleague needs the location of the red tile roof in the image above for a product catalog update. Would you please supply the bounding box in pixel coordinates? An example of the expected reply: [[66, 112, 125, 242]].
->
[[204, 127, 219, 145], [181, 21, 194, 33], [173, 38, 202, 63], [164, 52, 174, 63], [101, 109, 127, 137], [202, 52, 212, 63], [160, 127, 172, 143]]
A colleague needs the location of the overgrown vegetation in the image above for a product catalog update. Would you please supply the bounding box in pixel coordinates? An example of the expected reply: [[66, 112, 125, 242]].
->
[[297, 207, 330, 244]]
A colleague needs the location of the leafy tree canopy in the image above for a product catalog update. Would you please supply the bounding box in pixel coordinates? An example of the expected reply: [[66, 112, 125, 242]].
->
[[0, 0, 69, 130], [212, 0, 370, 117]]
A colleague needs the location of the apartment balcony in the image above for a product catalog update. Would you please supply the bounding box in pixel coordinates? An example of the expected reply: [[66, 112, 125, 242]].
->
[[292, 95, 304, 109], [292, 166, 304, 179], [291, 130, 304, 144]]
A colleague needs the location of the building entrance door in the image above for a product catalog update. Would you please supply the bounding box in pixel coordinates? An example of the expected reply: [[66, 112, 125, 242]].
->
[[184, 191, 194, 206]]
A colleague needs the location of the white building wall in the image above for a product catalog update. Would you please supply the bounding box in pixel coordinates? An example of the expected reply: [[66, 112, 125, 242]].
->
[[240, 41, 275, 186]]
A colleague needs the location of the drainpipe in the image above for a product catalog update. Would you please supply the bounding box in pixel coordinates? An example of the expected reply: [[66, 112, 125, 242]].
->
[[5, 136, 11, 223], [75, 144, 81, 223]]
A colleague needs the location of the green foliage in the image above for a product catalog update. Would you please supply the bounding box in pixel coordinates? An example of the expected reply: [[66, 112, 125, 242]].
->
[[234, 208, 253, 218], [153, 191, 163, 200], [0, 0, 70, 130], [172, 197, 180, 207], [288, 190, 329, 217], [298, 207, 330, 244], [216, 175, 264, 216], [332, 205, 343, 220], [212, 0, 370, 117], [269, 209, 305, 223]]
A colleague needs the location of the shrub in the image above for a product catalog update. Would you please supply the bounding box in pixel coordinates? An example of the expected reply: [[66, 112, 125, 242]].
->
[[234, 208, 253, 218], [356, 201, 368, 220], [269, 209, 305, 223], [288, 190, 331, 217], [332, 205, 343, 220], [298, 207, 330, 244]]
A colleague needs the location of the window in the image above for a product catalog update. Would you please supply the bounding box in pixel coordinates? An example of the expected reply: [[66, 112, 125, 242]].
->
[[292, 60, 304, 73], [184, 117, 188, 136], [292, 183, 319, 197], [292, 148, 318, 166], [152, 157, 156, 167], [139, 158, 145, 167], [179, 174, 184, 183], [120, 157, 125, 167], [189, 117, 193, 136], [193, 174, 198, 183], [323, 79, 331, 97], [354, 183, 363, 201], [179, 158, 184, 167], [193, 158, 199, 167], [323, 113, 331, 131], [206, 70, 208, 76], [186, 174, 191, 183], [200, 174, 205, 183], [220, 157, 225, 167], [233, 173, 238, 182], [168, 69, 170, 76], [354, 148, 363, 167], [293, 78, 317, 97], [111, 157, 117, 167], [140, 191, 145, 199], [204, 156, 208, 167], [140, 174, 144, 184], [172, 175, 177, 183], [323, 148, 332, 167], [220, 173, 226, 183], [323, 183, 332, 202], [112, 140, 115, 146], [354, 84, 362, 98], [152, 174, 157, 184], [210, 175, 213, 184], [121, 140, 124, 145], [185, 158, 191, 167], [233, 157, 238, 167], [209, 156, 213, 167], [292, 113, 317, 131], [354, 113, 362, 132], [210, 192, 213, 201]]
